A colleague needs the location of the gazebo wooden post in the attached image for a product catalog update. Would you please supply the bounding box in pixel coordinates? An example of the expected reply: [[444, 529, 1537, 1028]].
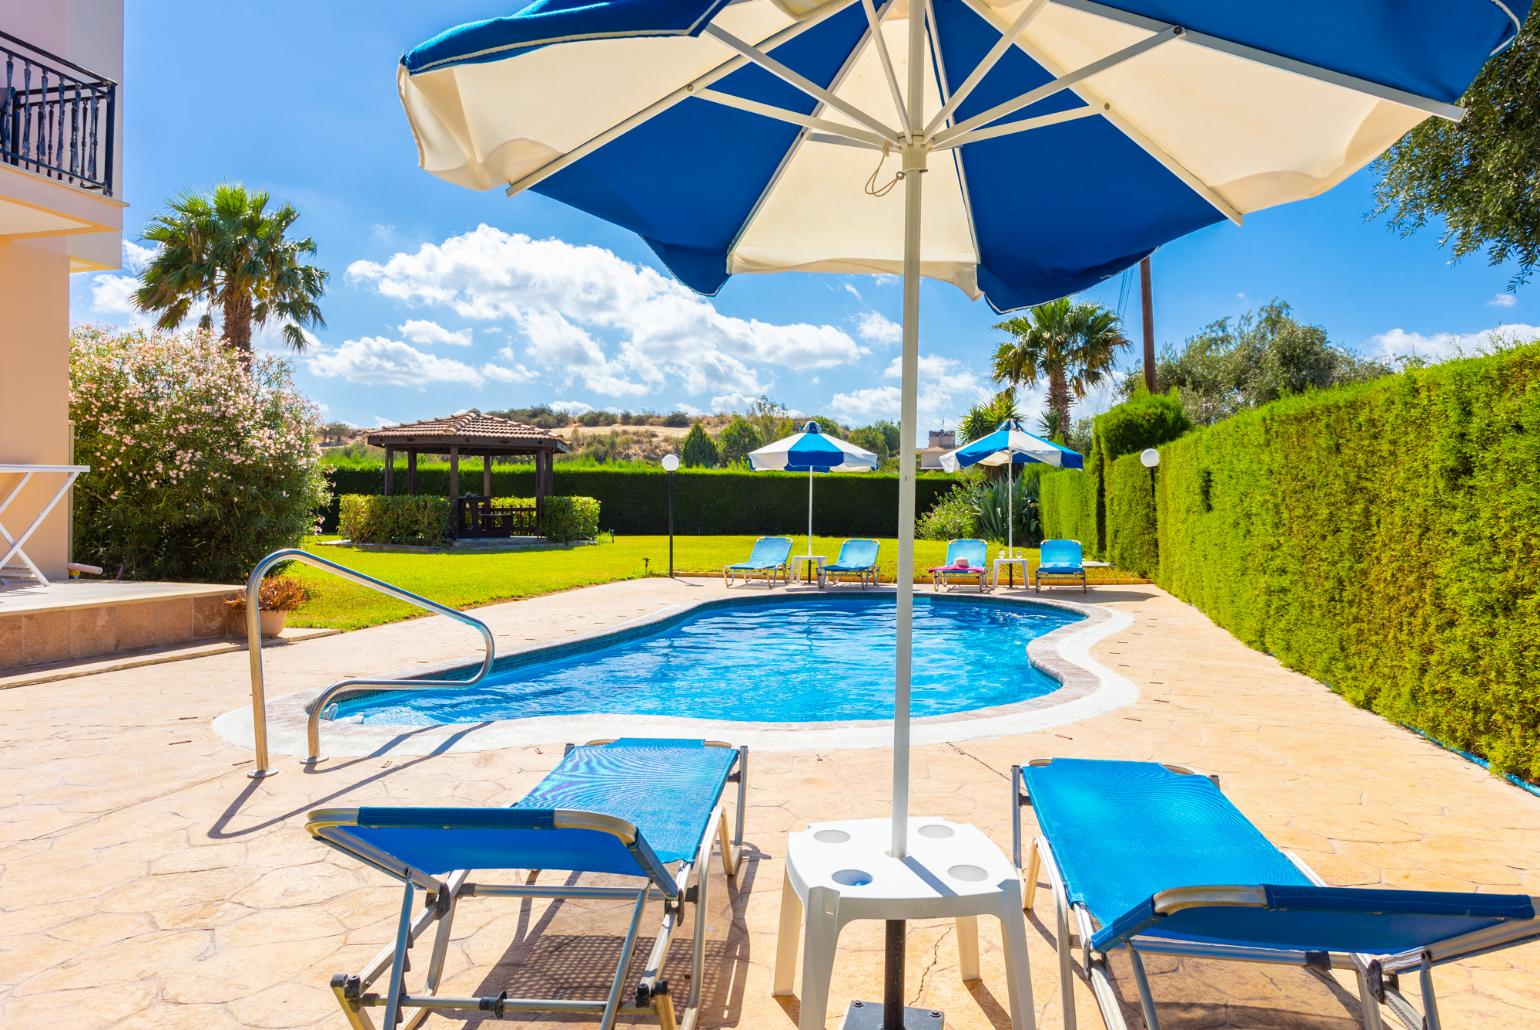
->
[[483, 455, 492, 498], [535, 449, 549, 527], [407, 451, 417, 495], [449, 445, 461, 536], [383, 447, 395, 495]]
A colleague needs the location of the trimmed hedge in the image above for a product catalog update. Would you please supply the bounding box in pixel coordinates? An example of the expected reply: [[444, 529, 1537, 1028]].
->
[[1148, 343, 1540, 780], [318, 464, 955, 537], [1075, 390, 1192, 559], [1105, 453, 1157, 577], [491, 496, 601, 542], [1040, 469, 1086, 542], [339, 494, 452, 546]]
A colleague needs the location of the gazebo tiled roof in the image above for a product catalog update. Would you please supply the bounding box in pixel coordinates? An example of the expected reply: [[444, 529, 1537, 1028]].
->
[[366, 410, 568, 454]]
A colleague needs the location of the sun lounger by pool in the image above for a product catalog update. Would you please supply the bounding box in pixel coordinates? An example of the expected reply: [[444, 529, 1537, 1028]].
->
[[1011, 757, 1540, 1030], [1033, 538, 1087, 592], [822, 537, 880, 587], [308, 738, 747, 1030], [929, 538, 988, 592], [724, 535, 793, 588]]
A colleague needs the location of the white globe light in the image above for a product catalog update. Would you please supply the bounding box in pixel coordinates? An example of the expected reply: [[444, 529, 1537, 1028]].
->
[[1140, 448, 1160, 468], [661, 454, 680, 472]]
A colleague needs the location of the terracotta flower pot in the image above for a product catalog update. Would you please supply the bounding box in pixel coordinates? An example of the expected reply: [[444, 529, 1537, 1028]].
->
[[258, 610, 288, 638]]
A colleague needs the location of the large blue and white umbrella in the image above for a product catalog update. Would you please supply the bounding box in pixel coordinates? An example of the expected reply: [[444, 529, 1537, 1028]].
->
[[398, 0, 1525, 901], [749, 420, 879, 557], [940, 418, 1081, 556]]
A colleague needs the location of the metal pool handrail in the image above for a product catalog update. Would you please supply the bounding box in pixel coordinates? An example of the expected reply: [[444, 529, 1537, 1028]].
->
[[245, 548, 495, 777]]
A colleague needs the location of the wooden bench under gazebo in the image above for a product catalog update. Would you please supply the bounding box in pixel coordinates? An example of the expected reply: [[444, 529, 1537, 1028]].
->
[[367, 411, 568, 539]]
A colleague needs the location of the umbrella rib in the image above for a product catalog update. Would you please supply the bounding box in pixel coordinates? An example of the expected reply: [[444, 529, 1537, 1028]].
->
[[703, 24, 903, 143], [923, 0, 1052, 138], [1052, 0, 1465, 121], [932, 25, 1181, 148], [858, 0, 911, 135], [694, 89, 889, 148], [503, 0, 861, 197], [931, 103, 1100, 150]]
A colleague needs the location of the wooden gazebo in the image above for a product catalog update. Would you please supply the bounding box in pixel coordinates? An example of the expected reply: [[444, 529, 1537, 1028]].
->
[[367, 411, 568, 538]]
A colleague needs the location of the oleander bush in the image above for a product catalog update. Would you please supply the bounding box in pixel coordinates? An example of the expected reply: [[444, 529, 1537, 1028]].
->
[[70, 326, 329, 582], [1145, 342, 1540, 780], [338, 494, 451, 546]]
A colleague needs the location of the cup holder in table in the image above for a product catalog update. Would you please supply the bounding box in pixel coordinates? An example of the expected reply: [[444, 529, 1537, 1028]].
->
[[832, 869, 872, 887], [917, 823, 954, 839], [947, 864, 987, 882], [813, 829, 851, 845]]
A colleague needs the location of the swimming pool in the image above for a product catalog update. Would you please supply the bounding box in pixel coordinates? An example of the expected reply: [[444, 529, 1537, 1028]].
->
[[332, 594, 1082, 726]]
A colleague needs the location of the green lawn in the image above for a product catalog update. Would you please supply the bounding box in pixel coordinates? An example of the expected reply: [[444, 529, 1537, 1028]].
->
[[286, 535, 1136, 631]]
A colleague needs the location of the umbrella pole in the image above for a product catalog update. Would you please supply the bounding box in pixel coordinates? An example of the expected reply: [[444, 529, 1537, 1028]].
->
[[1007, 459, 1014, 559], [808, 467, 814, 557]]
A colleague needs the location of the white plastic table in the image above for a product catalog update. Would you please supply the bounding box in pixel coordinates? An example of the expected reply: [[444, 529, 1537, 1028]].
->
[[993, 555, 1029, 590], [773, 817, 1034, 1030], [791, 553, 825, 586], [0, 464, 88, 586]]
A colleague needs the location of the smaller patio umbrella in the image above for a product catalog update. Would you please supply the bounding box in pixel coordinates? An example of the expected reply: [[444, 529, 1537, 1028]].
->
[[749, 421, 877, 557], [939, 419, 1082, 558]]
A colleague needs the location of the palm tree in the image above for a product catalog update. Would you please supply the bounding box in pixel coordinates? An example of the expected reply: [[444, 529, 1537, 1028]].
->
[[957, 388, 1018, 444], [135, 183, 327, 355], [992, 297, 1128, 430]]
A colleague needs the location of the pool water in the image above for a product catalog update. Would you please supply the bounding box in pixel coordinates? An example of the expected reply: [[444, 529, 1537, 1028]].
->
[[333, 595, 1081, 726]]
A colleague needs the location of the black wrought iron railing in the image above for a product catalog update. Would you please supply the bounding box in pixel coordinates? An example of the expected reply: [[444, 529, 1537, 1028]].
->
[[0, 28, 116, 196]]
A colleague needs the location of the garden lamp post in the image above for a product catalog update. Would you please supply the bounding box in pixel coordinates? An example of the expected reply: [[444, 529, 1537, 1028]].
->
[[661, 453, 680, 576]]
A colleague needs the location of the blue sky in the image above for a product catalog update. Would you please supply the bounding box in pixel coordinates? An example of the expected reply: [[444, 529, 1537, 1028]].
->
[[73, 1, 1534, 439]]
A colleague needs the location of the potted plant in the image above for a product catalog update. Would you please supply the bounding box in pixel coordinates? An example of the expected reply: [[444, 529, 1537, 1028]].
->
[[226, 576, 309, 638]]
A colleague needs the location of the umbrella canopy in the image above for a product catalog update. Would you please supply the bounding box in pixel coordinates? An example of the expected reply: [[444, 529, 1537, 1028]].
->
[[749, 421, 878, 555], [939, 418, 1082, 472], [397, 0, 1526, 902], [939, 418, 1082, 556]]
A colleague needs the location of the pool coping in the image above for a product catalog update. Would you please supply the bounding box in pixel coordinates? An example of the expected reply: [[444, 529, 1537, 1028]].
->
[[212, 586, 1138, 757]]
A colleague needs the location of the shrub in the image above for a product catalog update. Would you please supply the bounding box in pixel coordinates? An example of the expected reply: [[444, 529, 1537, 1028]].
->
[[717, 416, 763, 466], [541, 496, 600, 542], [1146, 342, 1540, 781], [1076, 390, 1192, 558], [1104, 453, 1157, 577], [225, 576, 309, 614], [70, 326, 329, 582], [338, 494, 452, 545], [1039, 469, 1085, 542], [317, 463, 956, 537], [917, 487, 978, 539], [681, 422, 718, 467]]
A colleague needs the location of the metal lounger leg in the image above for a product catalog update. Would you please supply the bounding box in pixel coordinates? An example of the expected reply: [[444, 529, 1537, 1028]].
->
[[599, 889, 653, 1029], [400, 887, 461, 1030], [1127, 947, 1161, 1030], [1419, 955, 1442, 1030], [382, 881, 416, 1030], [686, 841, 711, 1023], [1355, 964, 1385, 1030], [1055, 886, 1078, 1030]]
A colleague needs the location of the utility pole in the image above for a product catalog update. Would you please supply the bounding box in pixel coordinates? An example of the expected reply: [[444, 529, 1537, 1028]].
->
[[1140, 256, 1156, 393]]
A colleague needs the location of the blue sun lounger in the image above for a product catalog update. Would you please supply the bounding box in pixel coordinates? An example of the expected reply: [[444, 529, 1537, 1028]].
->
[[930, 538, 988, 592], [1011, 758, 1540, 1030], [308, 738, 747, 1030], [1034, 538, 1087, 592], [723, 535, 793, 588], [822, 538, 880, 587]]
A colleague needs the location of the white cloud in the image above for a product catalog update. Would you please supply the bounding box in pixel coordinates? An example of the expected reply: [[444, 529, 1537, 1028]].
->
[[307, 336, 483, 388], [855, 310, 902, 346], [709, 392, 762, 414], [399, 318, 472, 346], [121, 240, 158, 275], [481, 361, 538, 383], [831, 355, 993, 438], [89, 274, 140, 316], [346, 226, 863, 401], [842, 282, 862, 301], [1368, 323, 1540, 364], [551, 400, 593, 414], [1489, 292, 1517, 309]]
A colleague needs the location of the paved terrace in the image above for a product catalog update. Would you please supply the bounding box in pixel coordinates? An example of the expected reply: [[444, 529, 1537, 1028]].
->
[[2, 579, 1538, 1028]]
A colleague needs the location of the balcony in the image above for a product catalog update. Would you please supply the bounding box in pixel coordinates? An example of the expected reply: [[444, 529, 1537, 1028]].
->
[[1, 28, 116, 197]]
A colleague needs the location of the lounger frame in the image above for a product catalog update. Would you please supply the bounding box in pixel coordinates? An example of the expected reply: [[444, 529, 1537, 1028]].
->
[[309, 741, 748, 1030], [1009, 758, 1540, 1030]]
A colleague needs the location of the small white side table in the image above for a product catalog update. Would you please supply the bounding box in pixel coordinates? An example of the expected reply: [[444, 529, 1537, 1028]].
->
[[791, 553, 826, 586], [992, 556, 1029, 590], [773, 817, 1034, 1030]]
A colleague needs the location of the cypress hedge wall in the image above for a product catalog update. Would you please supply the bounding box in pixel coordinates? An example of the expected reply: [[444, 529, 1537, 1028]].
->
[[1152, 343, 1540, 780], [1105, 453, 1157, 577], [320, 464, 956, 537], [1040, 469, 1086, 542]]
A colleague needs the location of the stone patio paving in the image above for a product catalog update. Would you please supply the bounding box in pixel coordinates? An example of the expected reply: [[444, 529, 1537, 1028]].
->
[[2, 578, 1537, 1028]]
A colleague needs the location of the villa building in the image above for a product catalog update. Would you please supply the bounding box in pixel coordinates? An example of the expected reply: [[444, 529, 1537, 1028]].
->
[[0, 0, 123, 582], [918, 428, 956, 470]]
